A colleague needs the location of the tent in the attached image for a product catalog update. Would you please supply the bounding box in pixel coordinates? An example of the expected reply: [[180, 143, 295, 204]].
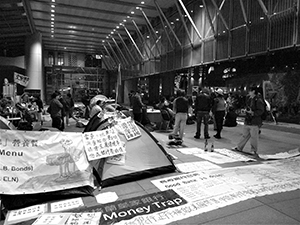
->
[[0, 115, 16, 130], [84, 113, 176, 187]]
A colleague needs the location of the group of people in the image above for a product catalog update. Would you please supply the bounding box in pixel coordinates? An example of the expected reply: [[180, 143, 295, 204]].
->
[[161, 86, 265, 157], [47, 91, 78, 131]]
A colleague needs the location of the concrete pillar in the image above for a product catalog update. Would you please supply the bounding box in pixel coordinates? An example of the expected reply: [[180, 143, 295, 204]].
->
[[25, 33, 44, 100]]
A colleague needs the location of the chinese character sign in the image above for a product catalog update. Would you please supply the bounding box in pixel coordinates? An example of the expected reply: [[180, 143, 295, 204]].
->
[[82, 128, 125, 161], [0, 130, 93, 194]]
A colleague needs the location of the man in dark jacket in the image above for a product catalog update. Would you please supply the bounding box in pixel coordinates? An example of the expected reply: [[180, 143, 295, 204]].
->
[[194, 87, 212, 139], [232, 86, 265, 156], [47, 92, 64, 131]]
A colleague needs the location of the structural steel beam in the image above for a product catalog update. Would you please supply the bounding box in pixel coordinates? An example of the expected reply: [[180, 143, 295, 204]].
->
[[107, 41, 123, 66], [205, 0, 225, 38], [153, 0, 174, 49], [139, 8, 161, 55], [154, 0, 181, 47], [123, 24, 145, 60], [175, 0, 193, 46], [210, 0, 229, 30], [117, 32, 137, 64], [111, 36, 130, 66], [257, 0, 269, 16], [239, 0, 248, 25], [132, 19, 154, 59], [178, 0, 203, 41], [202, 0, 216, 36], [103, 44, 118, 67]]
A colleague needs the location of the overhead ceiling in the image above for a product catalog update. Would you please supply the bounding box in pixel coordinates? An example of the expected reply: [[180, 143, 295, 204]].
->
[[0, 0, 177, 57]]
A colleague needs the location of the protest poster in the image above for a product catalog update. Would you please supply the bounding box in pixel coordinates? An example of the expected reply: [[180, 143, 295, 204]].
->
[[0, 130, 93, 194], [116, 117, 141, 141], [82, 128, 125, 161]]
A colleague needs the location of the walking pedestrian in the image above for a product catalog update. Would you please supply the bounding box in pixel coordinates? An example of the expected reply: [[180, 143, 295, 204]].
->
[[169, 89, 189, 141], [232, 86, 265, 156]]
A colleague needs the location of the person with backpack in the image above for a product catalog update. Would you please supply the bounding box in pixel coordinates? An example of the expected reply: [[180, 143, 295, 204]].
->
[[232, 86, 265, 157]]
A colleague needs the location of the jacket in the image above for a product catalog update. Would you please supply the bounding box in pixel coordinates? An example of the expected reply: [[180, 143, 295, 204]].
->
[[245, 95, 264, 126], [194, 92, 211, 112]]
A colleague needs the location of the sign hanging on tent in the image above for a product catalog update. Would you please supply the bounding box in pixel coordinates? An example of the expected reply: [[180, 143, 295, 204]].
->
[[116, 117, 141, 140], [0, 130, 93, 194], [14, 72, 29, 87], [82, 128, 126, 161]]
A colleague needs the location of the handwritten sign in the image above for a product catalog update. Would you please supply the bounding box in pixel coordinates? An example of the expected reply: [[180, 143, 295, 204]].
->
[[82, 128, 125, 161], [117, 117, 141, 141], [0, 130, 93, 194]]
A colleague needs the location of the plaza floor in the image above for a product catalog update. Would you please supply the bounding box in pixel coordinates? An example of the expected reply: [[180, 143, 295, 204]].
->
[[2, 117, 300, 225]]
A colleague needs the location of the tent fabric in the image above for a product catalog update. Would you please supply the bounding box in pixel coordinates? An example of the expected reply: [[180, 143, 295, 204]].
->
[[0, 115, 16, 130], [84, 114, 176, 187]]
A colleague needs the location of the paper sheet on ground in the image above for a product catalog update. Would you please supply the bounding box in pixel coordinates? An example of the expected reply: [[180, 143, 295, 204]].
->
[[50, 198, 84, 212], [195, 152, 239, 164], [95, 191, 119, 204], [176, 147, 204, 155], [176, 161, 221, 173]]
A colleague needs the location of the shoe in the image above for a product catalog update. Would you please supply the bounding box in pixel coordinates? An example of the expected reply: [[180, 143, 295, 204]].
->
[[214, 134, 221, 139], [232, 147, 242, 152], [168, 134, 174, 140], [194, 135, 200, 139], [259, 130, 261, 134], [204, 136, 210, 139]]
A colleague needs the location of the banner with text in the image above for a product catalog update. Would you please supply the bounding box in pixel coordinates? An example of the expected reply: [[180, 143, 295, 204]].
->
[[0, 130, 93, 194]]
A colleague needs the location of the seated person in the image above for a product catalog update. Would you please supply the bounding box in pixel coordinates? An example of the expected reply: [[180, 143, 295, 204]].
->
[[224, 106, 238, 127]]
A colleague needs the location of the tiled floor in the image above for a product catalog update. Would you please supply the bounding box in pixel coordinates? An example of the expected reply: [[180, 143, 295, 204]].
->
[[2, 117, 300, 225]]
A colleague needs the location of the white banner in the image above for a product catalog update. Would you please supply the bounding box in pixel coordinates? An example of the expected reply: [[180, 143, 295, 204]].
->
[[0, 130, 93, 194], [14, 72, 29, 87]]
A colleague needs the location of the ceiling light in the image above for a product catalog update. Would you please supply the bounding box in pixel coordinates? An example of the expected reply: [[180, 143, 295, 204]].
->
[[123, 19, 127, 22], [127, 16, 130, 18], [199, 5, 203, 7], [51, 18, 55, 21], [51, 5, 55, 8], [51, 24, 54, 27], [131, 11, 134, 14], [116, 26, 119, 29], [111, 32, 114, 34], [51, 35, 54, 38], [51, 14, 55, 17], [17, 2, 23, 7], [136, 7, 139, 9], [176, 18, 179, 21], [141, 1, 145, 4], [51, 9, 55, 13], [52, 0, 55, 2], [51, 21, 54, 24]]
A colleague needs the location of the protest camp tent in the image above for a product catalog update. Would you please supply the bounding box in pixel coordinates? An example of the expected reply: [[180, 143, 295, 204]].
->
[[0, 115, 16, 130], [84, 114, 177, 187]]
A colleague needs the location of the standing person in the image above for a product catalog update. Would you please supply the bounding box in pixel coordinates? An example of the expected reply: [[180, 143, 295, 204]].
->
[[47, 92, 64, 131], [81, 90, 91, 120], [33, 96, 44, 125], [232, 86, 265, 157], [194, 87, 212, 139], [212, 88, 227, 139], [169, 89, 189, 141], [65, 93, 78, 126], [131, 90, 144, 123]]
